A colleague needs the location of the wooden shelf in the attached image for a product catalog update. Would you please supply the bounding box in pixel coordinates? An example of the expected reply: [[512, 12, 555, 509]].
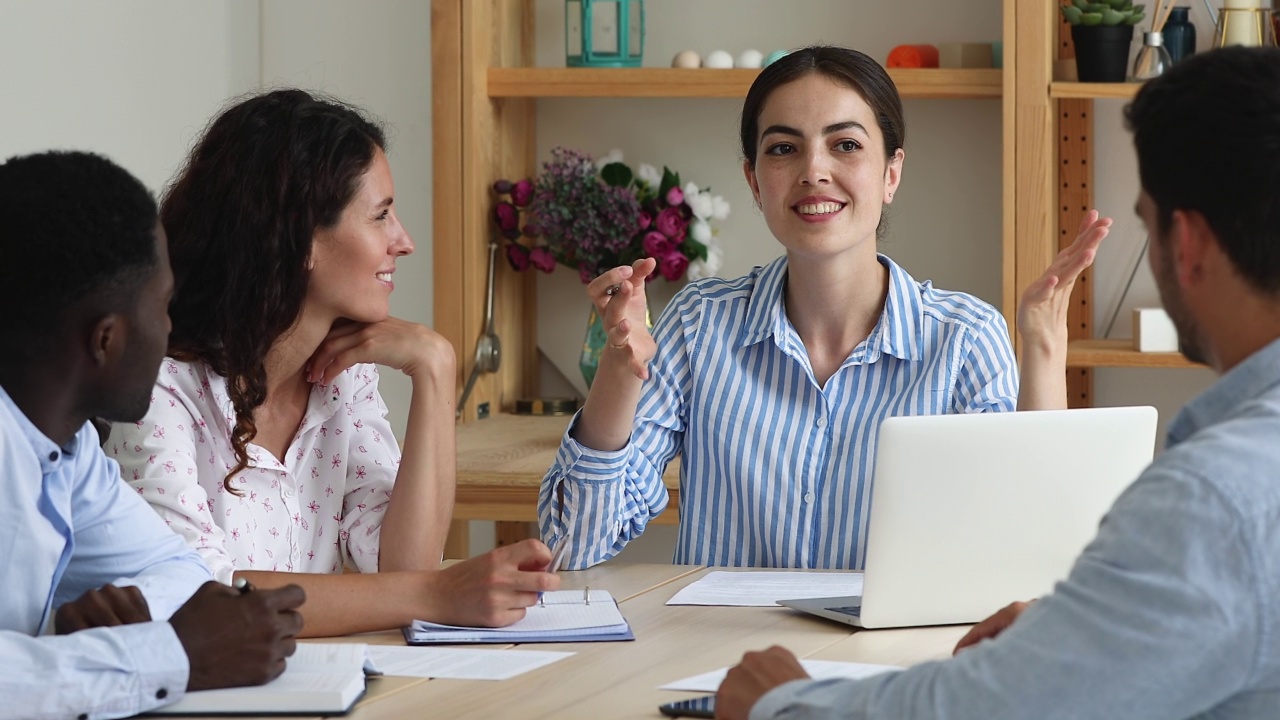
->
[[1050, 81, 1141, 100], [1067, 339, 1206, 369], [488, 67, 1002, 99]]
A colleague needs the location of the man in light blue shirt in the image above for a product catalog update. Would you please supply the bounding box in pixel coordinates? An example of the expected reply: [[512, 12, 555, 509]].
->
[[0, 151, 306, 720], [717, 46, 1280, 720]]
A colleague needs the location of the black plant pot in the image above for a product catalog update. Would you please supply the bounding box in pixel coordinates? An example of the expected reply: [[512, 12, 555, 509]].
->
[[1071, 24, 1135, 82]]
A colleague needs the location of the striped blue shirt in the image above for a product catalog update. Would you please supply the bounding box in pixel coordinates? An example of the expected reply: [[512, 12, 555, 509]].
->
[[539, 254, 1018, 570]]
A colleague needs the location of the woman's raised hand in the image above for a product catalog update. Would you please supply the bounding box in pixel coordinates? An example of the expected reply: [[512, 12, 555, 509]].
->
[[589, 258, 658, 380], [1018, 209, 1111, 349]]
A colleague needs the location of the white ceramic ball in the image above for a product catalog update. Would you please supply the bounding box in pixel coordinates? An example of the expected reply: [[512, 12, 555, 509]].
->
[[704, 50, 734, 69], [671, 50, 701, 69], [736, 49, 764, 69]]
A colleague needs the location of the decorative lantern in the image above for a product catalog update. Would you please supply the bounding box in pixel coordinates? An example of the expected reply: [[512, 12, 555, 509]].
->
[[565, 0, 644, 68]]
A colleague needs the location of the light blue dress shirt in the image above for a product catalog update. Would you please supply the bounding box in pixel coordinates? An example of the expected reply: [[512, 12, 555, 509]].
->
[[752, 336, 1280, 720], [540, 255, 1018, 569], [0, 383, 212, 720]]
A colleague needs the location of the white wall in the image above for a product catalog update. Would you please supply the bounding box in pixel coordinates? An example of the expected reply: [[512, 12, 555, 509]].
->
[[0, 1, 259, 193]]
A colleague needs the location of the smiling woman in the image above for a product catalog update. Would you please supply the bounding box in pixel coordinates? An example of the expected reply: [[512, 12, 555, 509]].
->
[[539, 45, 1114, 571], [107, 89, 560, 638]]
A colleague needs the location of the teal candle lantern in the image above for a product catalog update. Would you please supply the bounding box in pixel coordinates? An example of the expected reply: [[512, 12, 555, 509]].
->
[[566, 0, 645, 67]]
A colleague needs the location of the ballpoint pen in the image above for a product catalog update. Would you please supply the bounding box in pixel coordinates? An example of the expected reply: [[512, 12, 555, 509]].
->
[[233, 577, 254, 595], [539, 538, 571, 607]]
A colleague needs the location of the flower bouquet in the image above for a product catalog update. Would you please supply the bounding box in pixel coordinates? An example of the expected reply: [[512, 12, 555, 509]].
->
[[491, 147, 729, 388], [492, 146, 728, 284]]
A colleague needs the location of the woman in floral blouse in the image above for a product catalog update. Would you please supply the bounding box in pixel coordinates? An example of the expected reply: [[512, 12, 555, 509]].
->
[[110, 89, 557, 636]]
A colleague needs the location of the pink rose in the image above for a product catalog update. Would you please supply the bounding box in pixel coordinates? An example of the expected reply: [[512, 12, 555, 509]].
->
[[512, 179, 534, 207], [637, 211, 652, 231], [655, 207, 686, 241], [658, 251, 689, 281], [529, 246, 556, 273], [505, 244, 531, 271], [643, 231, 672, 257], [494, 201, 518, 232], [666, 186, 684, 206]]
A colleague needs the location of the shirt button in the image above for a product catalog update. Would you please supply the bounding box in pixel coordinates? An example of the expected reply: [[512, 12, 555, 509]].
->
[[804, 492, 815, 503], [78, 714, 88, 720], [816, 417, 827, 428], [283, 488, 295, 499], [156, 688, 169, 700], [48, 451, 58, 461]]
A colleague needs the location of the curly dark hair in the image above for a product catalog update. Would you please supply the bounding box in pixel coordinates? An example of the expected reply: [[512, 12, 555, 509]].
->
[[161, 89, 386, 492], [0, 151, 158, 361]]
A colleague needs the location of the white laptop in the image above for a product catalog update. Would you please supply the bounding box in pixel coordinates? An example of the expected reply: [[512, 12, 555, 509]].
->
[[778, 406, 1157, 629]]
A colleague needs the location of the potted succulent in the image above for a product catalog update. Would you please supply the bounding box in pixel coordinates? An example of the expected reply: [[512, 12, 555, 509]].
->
[[1062, 0, 1146, 82]]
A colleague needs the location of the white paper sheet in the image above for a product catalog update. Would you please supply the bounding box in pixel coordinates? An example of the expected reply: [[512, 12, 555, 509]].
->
[[665, 571, 864, 606], [367, 646, 574, 680], [659, 659, 900, 692]]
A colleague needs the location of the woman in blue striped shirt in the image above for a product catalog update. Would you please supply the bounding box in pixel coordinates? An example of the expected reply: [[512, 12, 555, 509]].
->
[[539, 46, 1111, 570]]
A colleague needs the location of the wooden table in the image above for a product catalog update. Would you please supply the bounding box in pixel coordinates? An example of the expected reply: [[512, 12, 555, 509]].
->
[[319, 564, 967, 720], [448, 414, 681, 557]]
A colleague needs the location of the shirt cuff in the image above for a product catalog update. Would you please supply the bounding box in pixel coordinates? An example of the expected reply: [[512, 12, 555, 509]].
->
[[750, 679, 813, 720], [557, 412, 631, 483]]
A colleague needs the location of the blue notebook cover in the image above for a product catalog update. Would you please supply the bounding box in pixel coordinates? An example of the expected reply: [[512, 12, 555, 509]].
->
[[401, 589, 634, 645]]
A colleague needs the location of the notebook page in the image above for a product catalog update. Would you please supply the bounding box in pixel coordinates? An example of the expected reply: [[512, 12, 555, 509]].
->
[[411, 589, 622, 634], [665, 571, 864, 606]]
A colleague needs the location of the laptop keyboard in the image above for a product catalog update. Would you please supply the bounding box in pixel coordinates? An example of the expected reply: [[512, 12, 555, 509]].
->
[[828, 605, 862, 617]]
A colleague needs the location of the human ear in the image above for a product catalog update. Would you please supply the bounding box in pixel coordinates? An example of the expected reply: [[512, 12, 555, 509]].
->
[[88, 314, 124, 369], [742, 160, 762, 209], [1170, 209, 1211, 290], [883, 148, 905, 204]]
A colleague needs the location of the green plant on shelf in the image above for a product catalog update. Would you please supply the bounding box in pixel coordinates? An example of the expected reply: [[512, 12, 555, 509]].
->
[[1061, 0, 1146, 26]]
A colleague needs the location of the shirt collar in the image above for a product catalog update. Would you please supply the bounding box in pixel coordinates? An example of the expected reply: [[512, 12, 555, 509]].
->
[[0, 382, 84, 471], [1166, 336, 1280, 447], [737, 254, 923, 362]]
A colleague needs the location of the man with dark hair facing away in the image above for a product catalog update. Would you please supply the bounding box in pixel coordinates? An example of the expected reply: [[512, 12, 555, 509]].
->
[[0, 150, 305, 720], [717, 46, 1280, 720]]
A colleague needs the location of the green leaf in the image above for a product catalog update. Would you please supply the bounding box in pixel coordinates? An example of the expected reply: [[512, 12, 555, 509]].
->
[[1124, 10, 1145, 24], [1080, 11, 1104, 24], [1100, 7, 1126, 24], [683, 238, 709, 263], [1085, 3, 1109, 12], [1062, 5, 1084, 23], [658, 167, 681, 202], [600, 162, 632, 188], [1072, 0, 1089, 7]]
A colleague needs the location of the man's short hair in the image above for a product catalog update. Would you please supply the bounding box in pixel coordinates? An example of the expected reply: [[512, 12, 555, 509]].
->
[[0, 151, 158, 358], [1126, 46, 1280, 294]]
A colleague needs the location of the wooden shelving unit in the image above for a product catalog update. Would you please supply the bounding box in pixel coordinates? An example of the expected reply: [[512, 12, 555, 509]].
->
[[488, 67, 1002, 99], [1067, 339, 1205, 369], [1049, 81, 1142, 99]]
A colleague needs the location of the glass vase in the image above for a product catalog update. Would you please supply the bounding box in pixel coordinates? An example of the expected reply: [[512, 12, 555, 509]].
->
[[1162, 7, 1196, 64], [1132, 31, 1174, 81]]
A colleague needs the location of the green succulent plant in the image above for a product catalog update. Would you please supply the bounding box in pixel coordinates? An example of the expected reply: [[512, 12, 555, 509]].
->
[[1061, 0, 1146, 26]]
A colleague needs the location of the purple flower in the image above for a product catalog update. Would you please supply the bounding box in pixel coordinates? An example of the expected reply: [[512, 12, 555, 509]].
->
[[578, 263, 596, 284], [643, 231, 672, 257], [493, 179, 514, 194], [506, 244, 531, 271], [512, 179, 534, 207], [655, 207, 686, 241], [637, 211, 652, 231], [494, 202, 518, 232], [529, 246, 556, 273], [665, 186, 684, 206], [658, 251, 690, 281]]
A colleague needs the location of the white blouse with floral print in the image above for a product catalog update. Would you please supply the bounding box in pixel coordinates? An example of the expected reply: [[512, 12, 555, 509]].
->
[[109, 358, 402, 584]]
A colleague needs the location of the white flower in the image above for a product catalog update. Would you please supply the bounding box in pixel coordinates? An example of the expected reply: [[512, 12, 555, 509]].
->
[[683, 181, 700, 199], [687, 190, 714, 221], [711, 196, 731, 221], [637, 163, 661, 187], [690, 219, 712, 243], [595, 148, 624, 169], [685, 242, 724, 282]]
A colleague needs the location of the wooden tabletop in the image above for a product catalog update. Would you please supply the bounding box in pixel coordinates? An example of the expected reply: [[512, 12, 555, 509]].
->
[[334, 564, 966, 720], [454, 413, 681, 524]]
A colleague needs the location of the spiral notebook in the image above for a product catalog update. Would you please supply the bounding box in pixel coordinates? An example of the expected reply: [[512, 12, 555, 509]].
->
[[403, 588, 634, 644]]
